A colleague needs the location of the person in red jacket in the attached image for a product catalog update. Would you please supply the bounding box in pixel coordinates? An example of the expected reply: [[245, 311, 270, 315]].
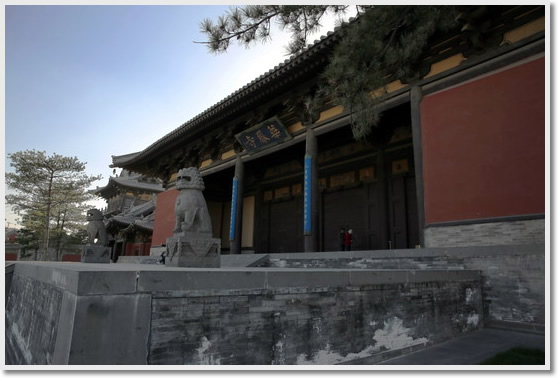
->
[[344, 228, 353, 251]]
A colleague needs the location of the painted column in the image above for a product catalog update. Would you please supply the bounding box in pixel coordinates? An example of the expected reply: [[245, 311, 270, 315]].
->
[[229, 155, 244, 254], [410, 86, 426, 247], [304, 127, 319, 252]]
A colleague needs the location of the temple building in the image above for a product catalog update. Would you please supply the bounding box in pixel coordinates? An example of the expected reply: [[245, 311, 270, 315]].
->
[[93, 170, 164, 259], [111, 5, 545, 255]]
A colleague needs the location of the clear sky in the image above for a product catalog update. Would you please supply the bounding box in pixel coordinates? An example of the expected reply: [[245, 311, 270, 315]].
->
[[5, 4, 351, 227]]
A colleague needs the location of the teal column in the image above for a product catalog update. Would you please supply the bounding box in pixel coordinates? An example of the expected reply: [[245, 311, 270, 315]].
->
[[229, 156, 244, 254], [304, 127, 319, 252]]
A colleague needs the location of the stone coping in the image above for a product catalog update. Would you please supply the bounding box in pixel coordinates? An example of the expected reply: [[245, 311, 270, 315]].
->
[[9, 261, 480, 296], [261, 243, 545, 260]]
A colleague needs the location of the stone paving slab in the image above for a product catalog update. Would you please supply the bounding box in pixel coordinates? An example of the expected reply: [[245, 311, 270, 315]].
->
[[374, 328, 546, 365]]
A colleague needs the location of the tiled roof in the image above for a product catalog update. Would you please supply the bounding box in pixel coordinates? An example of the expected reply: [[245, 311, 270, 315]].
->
[[94, 172, 164, 198], [111, 22, 350, 169], [106, 200, 156, 232]]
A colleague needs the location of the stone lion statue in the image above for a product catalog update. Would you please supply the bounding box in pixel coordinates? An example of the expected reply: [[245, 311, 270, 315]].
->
[[86, 208, 108, 246], [173, 167, 212, 235]]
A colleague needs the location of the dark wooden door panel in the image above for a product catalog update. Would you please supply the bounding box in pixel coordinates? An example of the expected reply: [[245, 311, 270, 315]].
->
[[367, 182, 388, 250], [323, 187, 367, 251], [405, 176, 420, 248], [389, 176, 408, 249], [269, 199, 299, 253]]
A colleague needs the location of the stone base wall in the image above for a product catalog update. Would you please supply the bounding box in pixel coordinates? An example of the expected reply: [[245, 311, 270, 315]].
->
[[262, 244, 545, 330], [149, 278, 481, 365], [424, 218, 544, 248], [5, 274, 64, 364], [5, 262, 482, 365]]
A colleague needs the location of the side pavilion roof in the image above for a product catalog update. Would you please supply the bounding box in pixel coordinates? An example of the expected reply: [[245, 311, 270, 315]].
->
[[94, 171, 164, 199]]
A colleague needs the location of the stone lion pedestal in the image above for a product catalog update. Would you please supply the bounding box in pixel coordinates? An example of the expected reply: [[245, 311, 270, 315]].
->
[[165, 232, 221, 268], [81, 245, 111, 263], [81, 208, 111, 264]]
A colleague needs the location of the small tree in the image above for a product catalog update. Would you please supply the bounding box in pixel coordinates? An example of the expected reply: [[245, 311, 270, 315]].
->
[[15, 227, 40, 259], [6, 150, 102, 260]]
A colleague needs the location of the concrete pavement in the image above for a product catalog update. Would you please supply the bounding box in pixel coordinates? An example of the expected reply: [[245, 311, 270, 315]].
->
[[377, 327, 546, 365]]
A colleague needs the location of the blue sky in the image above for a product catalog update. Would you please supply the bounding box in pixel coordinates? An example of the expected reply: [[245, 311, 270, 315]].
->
[[4, 4, 350, 226]]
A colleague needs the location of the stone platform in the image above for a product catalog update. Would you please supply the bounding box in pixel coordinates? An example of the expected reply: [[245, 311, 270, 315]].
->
[[5, 261, 483, 365]]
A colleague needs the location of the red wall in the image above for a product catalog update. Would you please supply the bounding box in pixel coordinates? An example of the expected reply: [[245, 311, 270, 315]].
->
[[5, 253, 18, 261], [125, 242, 144, 256], [62, 254, 81, 262], [152, 189, 179, 246], [421, 57, 545, 224]]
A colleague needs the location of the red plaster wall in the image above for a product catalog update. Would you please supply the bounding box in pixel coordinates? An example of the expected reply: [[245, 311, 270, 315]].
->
[[125, 242, 144, 256], [421, 57, 545, 224], [152, 189, 179, 246], [61, 254, 81, 262], [5, 253, 18, 261]]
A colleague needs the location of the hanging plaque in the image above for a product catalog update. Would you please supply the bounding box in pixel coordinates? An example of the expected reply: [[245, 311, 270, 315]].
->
[[235, 117, 292, 154]]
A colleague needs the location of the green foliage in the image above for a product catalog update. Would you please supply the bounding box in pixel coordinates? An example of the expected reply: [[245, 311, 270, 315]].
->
[[66, 229, 89, 246], [323, 6, 460, 139], [199, 5, 462, 140], [199, 5, 356, 55], [481, 348, 545, 365], [6, 150, 102, 257], [16, 228, 40, 257]]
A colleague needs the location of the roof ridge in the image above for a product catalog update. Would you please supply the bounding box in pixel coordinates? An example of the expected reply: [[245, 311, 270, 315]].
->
[[112, 18, 354, 167]]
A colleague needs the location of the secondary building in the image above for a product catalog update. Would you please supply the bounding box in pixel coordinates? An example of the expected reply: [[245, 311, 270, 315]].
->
[[93, 170, 164, 259]]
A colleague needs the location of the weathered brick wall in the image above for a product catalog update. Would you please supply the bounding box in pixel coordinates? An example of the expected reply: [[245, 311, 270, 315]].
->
[[464, 252, 544, 328], [4, 263, 483, 365], [424, 218, 544, 248], [149, 279, 482, 365], [262, 244, 544, 330], [5, 274, 63, 364]]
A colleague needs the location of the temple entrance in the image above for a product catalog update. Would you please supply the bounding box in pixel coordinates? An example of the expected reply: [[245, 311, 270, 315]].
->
[[322, 186, 368, 251], [267, 197, 304, 253], [203, 103, 420, 253], [320, 169, 419, 251]]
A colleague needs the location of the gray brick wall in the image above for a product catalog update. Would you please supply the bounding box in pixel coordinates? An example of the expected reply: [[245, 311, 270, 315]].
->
[[149, 280, 482, 365], [5, 274, 63, 364], [262, 245, 544, 330], [424, 219, 544, 248]]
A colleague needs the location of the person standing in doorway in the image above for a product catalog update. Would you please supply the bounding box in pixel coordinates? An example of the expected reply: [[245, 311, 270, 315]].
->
[[340, 227, 346, 251], [344, 228, 353, 251]]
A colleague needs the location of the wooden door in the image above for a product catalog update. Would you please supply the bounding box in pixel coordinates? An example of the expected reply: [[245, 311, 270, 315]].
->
[[388, 176, 408, 249], [322, 187, 368, 251], [387, 175, 419, 249], [405, 175, 420, 248], [268, 198, 303, 253], [367, 181, 389, 250]]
